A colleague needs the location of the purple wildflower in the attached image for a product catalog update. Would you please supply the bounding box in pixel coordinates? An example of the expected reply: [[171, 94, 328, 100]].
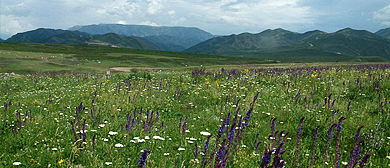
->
[[260, 147, 273, 168], [348, 125, 364, 168], [324, 123, 337, 160], [82, 119, 87, 142], [335, 116, 346, 168], [272, 130, 279, 148], [282, 131, 290, 144], [296, 116, 305, 167], [201, 135, 212, 168], [358, 153, 371, 168], [138, 149, 151, 168], [71, 121, 78, 143], [131, 117, 136, 128], [215, 138, 227, 167], [311, 125, 321, 166], [92, 134, 96, 152], [194, 141, 199, 159], [139, 107, 143, 124], [254, 133, 260, 149], [182, 117, 187, 136], [272, 142, 285, 167], [270, 117, 277, 138], [277, 130, 285, 146], [179, 117, 182, 132]]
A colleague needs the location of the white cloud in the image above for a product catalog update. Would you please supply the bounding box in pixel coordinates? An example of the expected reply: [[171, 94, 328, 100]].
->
[[167, 0, 314, 32], [0, 15, 36, 39], [146, 0, 164, 15], [172, 17, 187, 24], [1, 0, 389, 38], [140, 21, 159, 27], [168, 10, 176, 15], [2, 2, 31, 16], [265, 0, 298, 7], [373, 4, 390, 25], [116, 20, 127, 24]]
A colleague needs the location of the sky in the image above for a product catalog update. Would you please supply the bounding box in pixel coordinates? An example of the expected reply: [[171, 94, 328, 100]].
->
[[1, 0, 390, 39]]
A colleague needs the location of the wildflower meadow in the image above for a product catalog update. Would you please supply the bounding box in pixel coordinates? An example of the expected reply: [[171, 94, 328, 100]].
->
[[1, 64, 390, 167]]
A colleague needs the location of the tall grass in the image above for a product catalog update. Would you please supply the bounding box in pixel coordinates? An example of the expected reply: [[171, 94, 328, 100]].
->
[[0, 64, 389, 167]]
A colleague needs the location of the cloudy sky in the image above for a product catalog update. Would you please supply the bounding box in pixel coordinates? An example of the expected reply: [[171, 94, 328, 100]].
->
[[1, 0, 390, 39]]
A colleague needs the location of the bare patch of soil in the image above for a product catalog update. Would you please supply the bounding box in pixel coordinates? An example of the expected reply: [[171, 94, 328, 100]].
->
[[110, 66, 169, 72]]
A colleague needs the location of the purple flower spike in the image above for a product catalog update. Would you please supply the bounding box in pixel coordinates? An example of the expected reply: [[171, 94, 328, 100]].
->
[[270, 117, 277, 137], [92, 134, 96, 152], [311, 125, 321, 166], [182, 117, 187, 136], [260, 147, 273, 168], [82, 119, 87, 142], [358, 153, 371, 168], [194, 141, 199, 159], [201, 135, 212, 168], [324, 123, 337, 160], [179, 117, 182, 132], [335, 116, 346, 168], [71, 121, 78, 143], [296, 116, 305, 167], [348, 125, 365, 168], [138, 149, 151, 168]]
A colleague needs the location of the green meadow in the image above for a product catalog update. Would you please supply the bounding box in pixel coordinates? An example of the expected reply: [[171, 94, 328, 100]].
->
[[0, 42, 389, 167]]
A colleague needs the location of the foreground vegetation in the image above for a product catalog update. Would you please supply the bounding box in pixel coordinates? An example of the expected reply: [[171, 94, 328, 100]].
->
[[1, 63, 390, 167]]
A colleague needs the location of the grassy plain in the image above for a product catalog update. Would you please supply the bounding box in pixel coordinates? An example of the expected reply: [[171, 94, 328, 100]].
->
[[1, 42, 388, 74], [0, 42, 389, 167]]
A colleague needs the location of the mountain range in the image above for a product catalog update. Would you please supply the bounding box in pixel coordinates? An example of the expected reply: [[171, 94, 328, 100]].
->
[[3, 24, 390, 60], [0, 38, 4, 42], [185, 28, 390, 60], [5, 28, 154, 50], [69, 24, 214, 51]]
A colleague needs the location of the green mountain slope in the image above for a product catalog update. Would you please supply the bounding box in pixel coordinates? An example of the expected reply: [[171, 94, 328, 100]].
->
[[185, 29, 327, 54], [5, 28, 155, 50], [68, 24, 214, 51], [6, 28, 76, 43], [0, 38, 4, 42], [139, 36, 187, 51], [185, 28, 390, 60], [308, 28, 390, 58], [90, 33, 154, 50], [376, 27, 390, 39]]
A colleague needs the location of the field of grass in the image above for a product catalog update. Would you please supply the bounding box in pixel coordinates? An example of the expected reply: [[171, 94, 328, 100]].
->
[[1, 42, 388, 74], [1, 62, 390, 167], [0, 42, 276, 74]]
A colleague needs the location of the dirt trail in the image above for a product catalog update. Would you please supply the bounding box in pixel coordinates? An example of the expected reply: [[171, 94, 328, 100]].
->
[[110, 67, 169, 72]]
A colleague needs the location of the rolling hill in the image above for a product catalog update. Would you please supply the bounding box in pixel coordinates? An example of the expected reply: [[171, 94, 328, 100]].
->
[[185, 28, 390, 60], [68, 24, 214, 51], [5, 28, 155, 50], [376, 27, 390, 39]]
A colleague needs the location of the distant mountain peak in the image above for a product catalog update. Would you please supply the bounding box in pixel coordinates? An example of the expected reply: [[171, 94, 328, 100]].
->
[[68, 24, 214, 51], [185, 27, 390, 59], [376, 27, 390, 39], [5, 28, 154, 50]]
